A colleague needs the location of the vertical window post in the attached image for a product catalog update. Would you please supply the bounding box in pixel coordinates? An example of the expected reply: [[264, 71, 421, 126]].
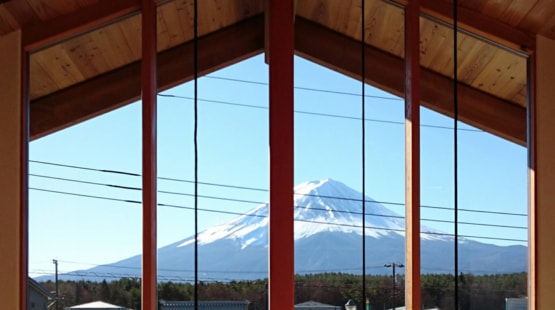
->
[[404, 0, 421, 308], [268, 0, 295, 309], [0, 30, 26, 310], [141, 0, 157, 308], [20, 42, 29, 310], [527, 52, 537, 310], [530, 35, 555, 309]]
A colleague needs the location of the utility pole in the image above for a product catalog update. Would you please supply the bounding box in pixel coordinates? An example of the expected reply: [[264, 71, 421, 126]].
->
[[384, 263, 404, 309], [53, 259, 59, 310]]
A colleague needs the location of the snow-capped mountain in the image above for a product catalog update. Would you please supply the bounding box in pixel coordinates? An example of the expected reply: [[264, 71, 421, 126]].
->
[[178, 178, 445, 250], [52, 179, 526, 282]]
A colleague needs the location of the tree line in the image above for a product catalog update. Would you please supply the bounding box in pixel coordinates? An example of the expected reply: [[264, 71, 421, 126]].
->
[[39, 272, 526, 310]]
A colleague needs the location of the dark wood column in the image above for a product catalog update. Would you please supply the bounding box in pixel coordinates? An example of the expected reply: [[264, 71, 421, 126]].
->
[[141, 0, 157, 308], [268, 0, 295, 309], [404, 0, 421, 309], [529, 34, 555, 310], [0, 30, 27, 310]]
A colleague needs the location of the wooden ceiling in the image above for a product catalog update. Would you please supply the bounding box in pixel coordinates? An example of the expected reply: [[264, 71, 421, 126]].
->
[[1, 0, 549, 145], [28, 0, 263, 100]]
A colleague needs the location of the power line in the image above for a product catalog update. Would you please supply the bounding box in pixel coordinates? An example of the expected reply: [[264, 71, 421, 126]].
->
[[30, 160, 267, 192], [420, 230, 526, 243], [158, 93, 482, 132], [29, 172, 527, 230], [30, 174, 528, 234], [420, 218, 526, 230], [28, 186, 527, 243], [31, 187, 141, 204], [29, 170, 529, 221], [204, 75, 402, 101], [29, 160, 528, 217], [160, 175, 267, 192], [418, 204, 527, 217], [30, 173, 140, 191]]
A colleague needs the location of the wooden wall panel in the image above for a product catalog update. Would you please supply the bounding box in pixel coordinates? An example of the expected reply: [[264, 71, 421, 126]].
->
[[0, 29, 24, 310], [531, 34, 555, 310]]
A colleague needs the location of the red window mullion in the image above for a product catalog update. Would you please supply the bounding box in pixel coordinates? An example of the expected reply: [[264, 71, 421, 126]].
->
[[268, 0, 295, 309], [141, 0, 157, 308], [404, 0, 421, 308]]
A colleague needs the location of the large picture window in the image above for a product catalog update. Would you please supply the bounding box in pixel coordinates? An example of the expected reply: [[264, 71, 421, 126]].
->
[[9, 0, 534, 309]]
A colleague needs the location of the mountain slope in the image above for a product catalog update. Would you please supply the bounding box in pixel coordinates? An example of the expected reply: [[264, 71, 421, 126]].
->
[[51, 179, 527, 281]]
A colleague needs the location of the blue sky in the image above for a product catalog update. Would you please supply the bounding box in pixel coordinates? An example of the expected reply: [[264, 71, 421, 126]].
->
[[28, 54, 527, 278]]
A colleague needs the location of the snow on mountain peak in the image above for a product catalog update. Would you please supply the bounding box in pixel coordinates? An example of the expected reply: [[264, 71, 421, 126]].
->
[[294, 178, 352, 200], [177, 178, 449, 249], [293, 178, 405, 239], [177, 204, 268, 248]]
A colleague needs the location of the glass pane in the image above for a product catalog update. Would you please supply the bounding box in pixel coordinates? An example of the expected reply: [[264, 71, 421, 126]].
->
[[294, 1, 406, 308], [420, 107, 456, 309], [419, 12, 529, 309], [156, 0, 268, 308], [29, 44, 142, 310], [29, 12, 143, 308], [157, 54, 269, 298], [458, 121, 528, 309], [294, 55, 363, 306], [419, 13, 457, 310]]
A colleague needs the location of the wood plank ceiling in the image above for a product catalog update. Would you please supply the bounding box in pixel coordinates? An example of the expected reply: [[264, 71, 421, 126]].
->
[[296, 0, 528, 108], [28, 0, 264, 100], [1, 0, 549, 144]]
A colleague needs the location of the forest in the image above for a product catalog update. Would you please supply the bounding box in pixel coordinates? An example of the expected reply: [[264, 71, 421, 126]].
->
[[39, 272, 527, 310]]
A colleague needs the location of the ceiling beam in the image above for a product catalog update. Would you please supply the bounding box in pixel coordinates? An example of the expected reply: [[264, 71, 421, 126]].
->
[[16, 0, 538, 55], [22, 0, 143, 52], [31, 13, 526, 145], [30, 15, 264, 140], [391, 0, 535, 54], [295, 17, 526, 146]]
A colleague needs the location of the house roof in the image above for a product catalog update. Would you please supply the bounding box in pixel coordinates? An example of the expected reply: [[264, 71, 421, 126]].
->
[[295, 300, 341, 309], [158, 300, 250, 309], [28, 277, 56, 300], [0, 0, 547, 145], [65, 300, 129, 309], [387, 307, 440, 310]]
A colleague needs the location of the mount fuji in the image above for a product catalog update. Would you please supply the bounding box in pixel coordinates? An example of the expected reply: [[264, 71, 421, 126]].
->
[[58, 179, 527, 281]]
